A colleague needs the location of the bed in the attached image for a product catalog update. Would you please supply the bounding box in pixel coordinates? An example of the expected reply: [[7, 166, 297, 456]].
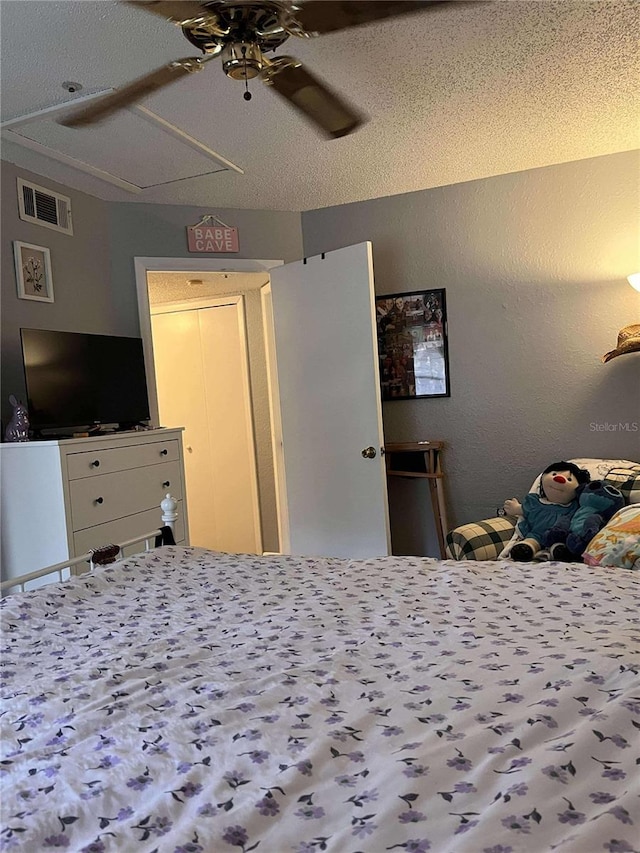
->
[[2, 541, 639, 853]]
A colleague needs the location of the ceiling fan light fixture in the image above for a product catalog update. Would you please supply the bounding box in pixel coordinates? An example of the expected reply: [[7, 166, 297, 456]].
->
[[222, 42, 263, 80], [64, 0, 464, 137]]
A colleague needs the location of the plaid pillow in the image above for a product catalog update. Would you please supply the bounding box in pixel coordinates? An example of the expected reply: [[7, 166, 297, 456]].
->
[[603, 467, 640, 505], [445, 517, 516, 561]]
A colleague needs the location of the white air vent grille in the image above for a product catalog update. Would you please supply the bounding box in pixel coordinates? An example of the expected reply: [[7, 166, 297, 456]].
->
[[17, 178, 73, 235]]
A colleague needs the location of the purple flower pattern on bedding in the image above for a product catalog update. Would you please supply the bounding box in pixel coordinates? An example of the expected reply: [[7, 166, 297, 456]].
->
[[1, 548, 639, 852]]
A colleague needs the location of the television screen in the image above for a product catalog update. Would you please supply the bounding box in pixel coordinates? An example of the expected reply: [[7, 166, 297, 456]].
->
[[20, 328, 151, 433]]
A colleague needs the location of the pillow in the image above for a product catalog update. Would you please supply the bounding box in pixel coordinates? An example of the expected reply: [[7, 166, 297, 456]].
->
[[528, 458, 639, 496], [603, 467, 640, 505], [445, 517, 517, 561], [583, 505, 640, 570], [567, 458, 639, 480]]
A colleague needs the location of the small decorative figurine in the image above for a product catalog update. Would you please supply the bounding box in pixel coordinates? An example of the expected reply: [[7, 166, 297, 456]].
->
[[4, 395, 30, 442]]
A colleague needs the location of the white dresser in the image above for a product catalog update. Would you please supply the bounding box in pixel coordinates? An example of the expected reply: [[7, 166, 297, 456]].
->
[[0, 428, 189, 583]]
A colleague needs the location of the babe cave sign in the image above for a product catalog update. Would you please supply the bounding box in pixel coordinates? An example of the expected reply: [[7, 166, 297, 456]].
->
[[187, 220, 239, 253]]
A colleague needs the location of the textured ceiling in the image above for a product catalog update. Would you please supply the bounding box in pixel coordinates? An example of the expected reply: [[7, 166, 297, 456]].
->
[[148, 271, 269, 304], [1, 0, 638, 211]]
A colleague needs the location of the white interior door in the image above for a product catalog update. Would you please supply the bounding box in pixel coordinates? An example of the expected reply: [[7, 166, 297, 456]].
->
[[267, 242, 390, 558], [151, 298, 262, 554]]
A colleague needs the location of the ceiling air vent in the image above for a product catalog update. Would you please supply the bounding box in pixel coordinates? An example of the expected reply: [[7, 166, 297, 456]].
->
[[17, 178, 73, 236]]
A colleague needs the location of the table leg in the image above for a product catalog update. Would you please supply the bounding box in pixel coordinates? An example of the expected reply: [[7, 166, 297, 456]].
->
[[428, 476, 446, 558], [423, 449, 447, 559]]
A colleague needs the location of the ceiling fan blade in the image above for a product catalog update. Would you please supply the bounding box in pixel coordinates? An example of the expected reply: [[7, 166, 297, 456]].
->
[[262, 58, 365, 139], [59, 58, 206, 128], [124, 0, 210, 25], [293, 1, 449, 35]]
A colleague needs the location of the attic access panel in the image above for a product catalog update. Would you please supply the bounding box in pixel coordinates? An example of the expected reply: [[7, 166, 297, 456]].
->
[[6, 108, 242, 191]]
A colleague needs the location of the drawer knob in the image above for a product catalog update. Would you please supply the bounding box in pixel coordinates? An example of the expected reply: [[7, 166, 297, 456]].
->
[[95, 497, 104, 505], [160, 448, 168, 456], [163, 480, 171, 488], [91, 459, 100, 468]]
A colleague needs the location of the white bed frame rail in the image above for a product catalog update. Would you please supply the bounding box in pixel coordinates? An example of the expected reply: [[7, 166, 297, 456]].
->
[[1, 494, 178, 596]]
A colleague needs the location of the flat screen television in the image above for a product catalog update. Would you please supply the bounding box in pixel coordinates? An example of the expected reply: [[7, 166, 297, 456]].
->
[[20, 328, 151, 435]]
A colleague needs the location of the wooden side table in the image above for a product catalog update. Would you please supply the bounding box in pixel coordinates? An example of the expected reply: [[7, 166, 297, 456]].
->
[[384, 441, 449, 558]]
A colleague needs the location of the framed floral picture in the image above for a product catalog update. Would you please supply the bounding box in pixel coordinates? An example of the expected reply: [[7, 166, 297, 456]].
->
[[13, 241, 54, 303], [376, 288, 450, 400]]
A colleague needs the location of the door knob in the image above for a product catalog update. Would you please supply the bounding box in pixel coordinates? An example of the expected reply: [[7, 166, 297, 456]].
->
[[361, 446, 377, 459]]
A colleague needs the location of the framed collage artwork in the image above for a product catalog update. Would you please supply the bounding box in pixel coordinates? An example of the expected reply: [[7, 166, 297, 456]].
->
[[375, 288, 450, 400]]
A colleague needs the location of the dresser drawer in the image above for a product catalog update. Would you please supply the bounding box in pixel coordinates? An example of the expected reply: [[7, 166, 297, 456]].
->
[[66, 439, 180, 480], [69, 461, 182, 531], [73, 502, 185, 557]]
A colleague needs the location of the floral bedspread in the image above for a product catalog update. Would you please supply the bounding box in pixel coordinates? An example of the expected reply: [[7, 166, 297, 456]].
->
[[1, 547, 639, 853]]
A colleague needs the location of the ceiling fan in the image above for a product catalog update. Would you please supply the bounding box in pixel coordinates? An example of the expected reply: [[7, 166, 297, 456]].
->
[[59, 0, 466, 139]]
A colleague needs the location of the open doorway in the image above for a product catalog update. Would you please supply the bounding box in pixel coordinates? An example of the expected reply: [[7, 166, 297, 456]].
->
[[135, 258, 283, 554], [135, 245, 391, 560], [150, 294, 262, 554]]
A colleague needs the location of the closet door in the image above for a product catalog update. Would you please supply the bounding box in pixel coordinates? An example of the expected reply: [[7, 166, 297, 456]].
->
[[199, 304, 262, 554], [151, 300, 261, 553], [151, 309, 216, 549]]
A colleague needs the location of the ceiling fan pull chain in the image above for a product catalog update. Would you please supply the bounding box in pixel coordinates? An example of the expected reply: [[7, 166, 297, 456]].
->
[[242, 45, 252, 101]]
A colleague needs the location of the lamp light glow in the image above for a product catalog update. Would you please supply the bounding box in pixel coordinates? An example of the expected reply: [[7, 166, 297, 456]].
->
[[627, 273, 640, 292]]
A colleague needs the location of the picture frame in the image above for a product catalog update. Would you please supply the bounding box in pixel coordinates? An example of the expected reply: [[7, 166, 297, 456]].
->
[[13, 241, 54, 303], [375, 288, 450, 400]]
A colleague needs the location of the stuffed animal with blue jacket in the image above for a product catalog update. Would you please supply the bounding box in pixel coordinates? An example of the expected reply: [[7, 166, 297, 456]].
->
[[503, 461, 591, 562], [544, 480, 625, 562]]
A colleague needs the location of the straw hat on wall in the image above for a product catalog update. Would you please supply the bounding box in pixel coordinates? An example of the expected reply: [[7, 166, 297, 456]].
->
[[602, 324, 640, 363]]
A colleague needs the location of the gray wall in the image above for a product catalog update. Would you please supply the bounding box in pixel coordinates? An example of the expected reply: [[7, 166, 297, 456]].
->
[[107, 199, 303, 303], [1, 159, 303, 429], [302, 151, 640, 555], [3, 153, 639, 558], [2, 161, 114, 428]]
